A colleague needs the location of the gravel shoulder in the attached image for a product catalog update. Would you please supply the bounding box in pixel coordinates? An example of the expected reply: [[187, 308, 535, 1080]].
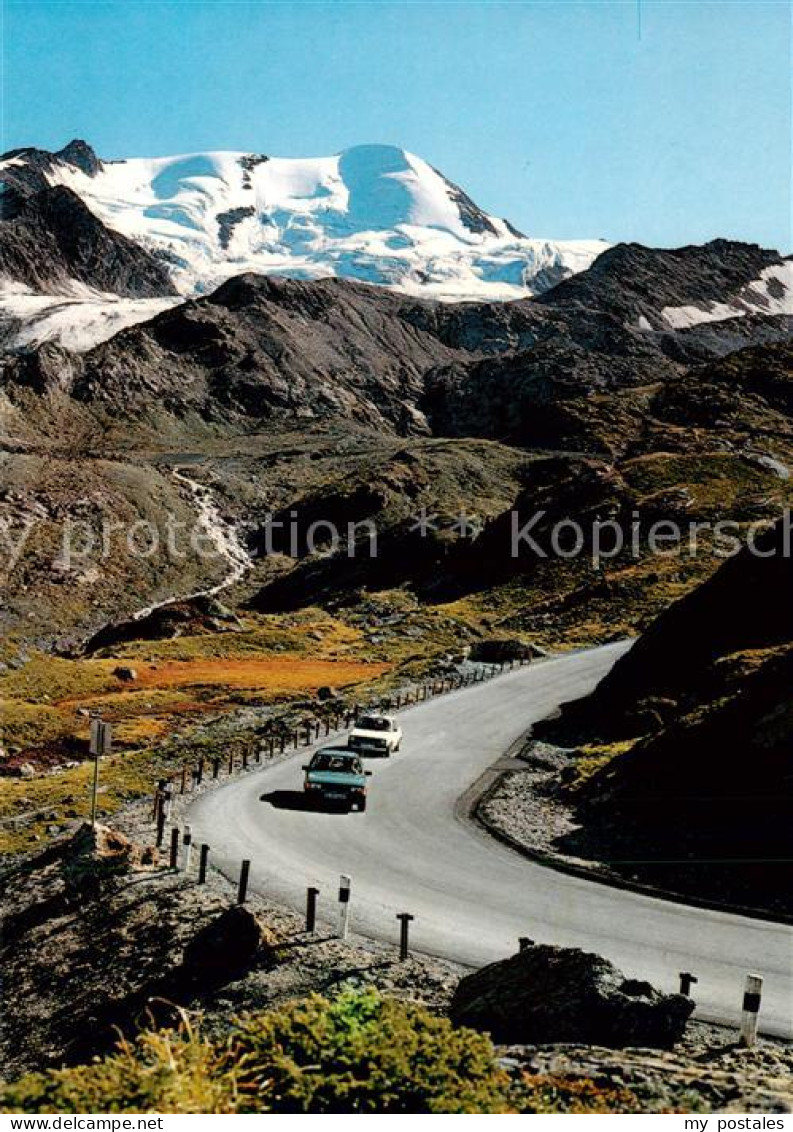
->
[[475, 740, 793, 925]]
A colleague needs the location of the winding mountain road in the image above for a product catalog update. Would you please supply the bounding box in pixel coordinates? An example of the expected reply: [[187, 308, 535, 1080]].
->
[[187, 643, 793, 1037]]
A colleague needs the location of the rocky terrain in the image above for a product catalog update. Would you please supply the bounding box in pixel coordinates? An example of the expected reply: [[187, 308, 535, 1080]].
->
[[2, 137, 793, 1111], [3, 239, 793, 650], [2, 822, 790, 1113], [506, 517, 793, 915]]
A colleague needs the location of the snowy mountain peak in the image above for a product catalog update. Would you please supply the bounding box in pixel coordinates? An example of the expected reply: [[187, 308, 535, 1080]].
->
[[0, 139, 611, 352], [2, 140, 606, 302]]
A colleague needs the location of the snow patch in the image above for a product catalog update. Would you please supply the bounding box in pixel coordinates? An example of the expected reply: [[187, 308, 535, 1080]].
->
[[661, 262, 793, 329], [0, 283, 181, 352]]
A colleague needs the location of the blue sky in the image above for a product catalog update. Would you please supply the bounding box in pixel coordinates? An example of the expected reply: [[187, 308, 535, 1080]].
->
[[3, 0, 791, 249]]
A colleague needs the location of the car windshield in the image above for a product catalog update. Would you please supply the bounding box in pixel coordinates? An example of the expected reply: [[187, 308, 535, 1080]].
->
[[357, 716, 391, 731], [312, 752, 362, 774]]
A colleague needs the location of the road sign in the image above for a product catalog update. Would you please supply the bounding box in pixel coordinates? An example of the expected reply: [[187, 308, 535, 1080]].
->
[[89, 718, 112, 827], [90, 718, 112, 756]]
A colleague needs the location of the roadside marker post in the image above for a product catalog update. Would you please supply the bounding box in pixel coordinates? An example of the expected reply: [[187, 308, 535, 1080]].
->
[[182, 824, 193, 873], [338, 874, 352, 939], [242, 748, 248, 770], [306, 886, 319, 933], [212, 757, 220, 779], [740, 974, 763, 1047], [679, 972, 698, 997], [195, 758, 204, 786], [169, 827, 180, 869], [228, 749, 234, 775], [198, 843, 209, 884], [180, 765, 187, 794], [237, 859, 251, 904], [397, 912, 414, 961]]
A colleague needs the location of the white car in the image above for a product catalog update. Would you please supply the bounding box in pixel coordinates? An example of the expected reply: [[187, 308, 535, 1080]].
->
[[348, 714, 402, 757]]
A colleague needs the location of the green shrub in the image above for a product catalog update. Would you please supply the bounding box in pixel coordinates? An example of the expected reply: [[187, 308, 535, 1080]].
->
[[0, 1026, 235, 1114], [1, 991, 508, 1114], [230, 988, 510, 1113]]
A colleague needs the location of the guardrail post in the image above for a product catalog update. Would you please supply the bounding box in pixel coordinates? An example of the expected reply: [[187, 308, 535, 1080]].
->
[[306, 885, 319, 933], [338, 874, 351, 939], [212, 757, 220, 779], [169, 827, 180, 869], [679, 971, 698, 997], [397, 912, 414, 960], [152, 781, 164, 821], [740, 974, 763, 1047], [198, 843, 209, 884], [237, 859, 251, 904]]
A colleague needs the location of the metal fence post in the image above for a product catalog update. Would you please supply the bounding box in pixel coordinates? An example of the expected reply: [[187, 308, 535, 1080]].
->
[[397, 912, 414, 961], [198, 843, 209, 884], [306, 886, 319, 933], [679, 971, 698, 997], [169, 827, 180, 869], [237, 859, 251, 904]]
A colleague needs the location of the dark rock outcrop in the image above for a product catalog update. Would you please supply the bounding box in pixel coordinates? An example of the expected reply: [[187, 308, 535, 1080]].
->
[[469, 637, 535, 663], [0, 184, 176, 298], [181, 905, 278, 987], [450, 944, 693, 1048], [562, 517, 793, 729]]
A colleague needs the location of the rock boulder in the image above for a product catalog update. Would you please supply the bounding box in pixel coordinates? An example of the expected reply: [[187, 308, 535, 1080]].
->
[[450, 944, 693, 1049], [181, 905, 278, 987], [470, 638, 536, 664]]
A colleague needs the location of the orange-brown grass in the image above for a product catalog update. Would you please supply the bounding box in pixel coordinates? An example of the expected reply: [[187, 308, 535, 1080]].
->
[[67, 657, 388, 700]]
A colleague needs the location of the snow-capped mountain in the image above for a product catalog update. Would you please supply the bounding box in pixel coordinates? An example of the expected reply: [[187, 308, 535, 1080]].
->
[[28, 142, 607, 299], [0, 140, 607, 351]]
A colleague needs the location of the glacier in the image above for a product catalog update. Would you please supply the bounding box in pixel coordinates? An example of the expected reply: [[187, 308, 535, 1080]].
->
[[35, 142, 607, 304]]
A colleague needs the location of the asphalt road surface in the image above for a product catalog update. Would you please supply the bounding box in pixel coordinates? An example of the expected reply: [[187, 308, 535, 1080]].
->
[[187, 643, 793, 1037]]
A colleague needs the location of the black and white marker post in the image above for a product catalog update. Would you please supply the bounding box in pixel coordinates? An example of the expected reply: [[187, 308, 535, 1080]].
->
[[338, 874, 352, 940], [182, 824, 193, 873], [740, 973, 763, 1047]]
